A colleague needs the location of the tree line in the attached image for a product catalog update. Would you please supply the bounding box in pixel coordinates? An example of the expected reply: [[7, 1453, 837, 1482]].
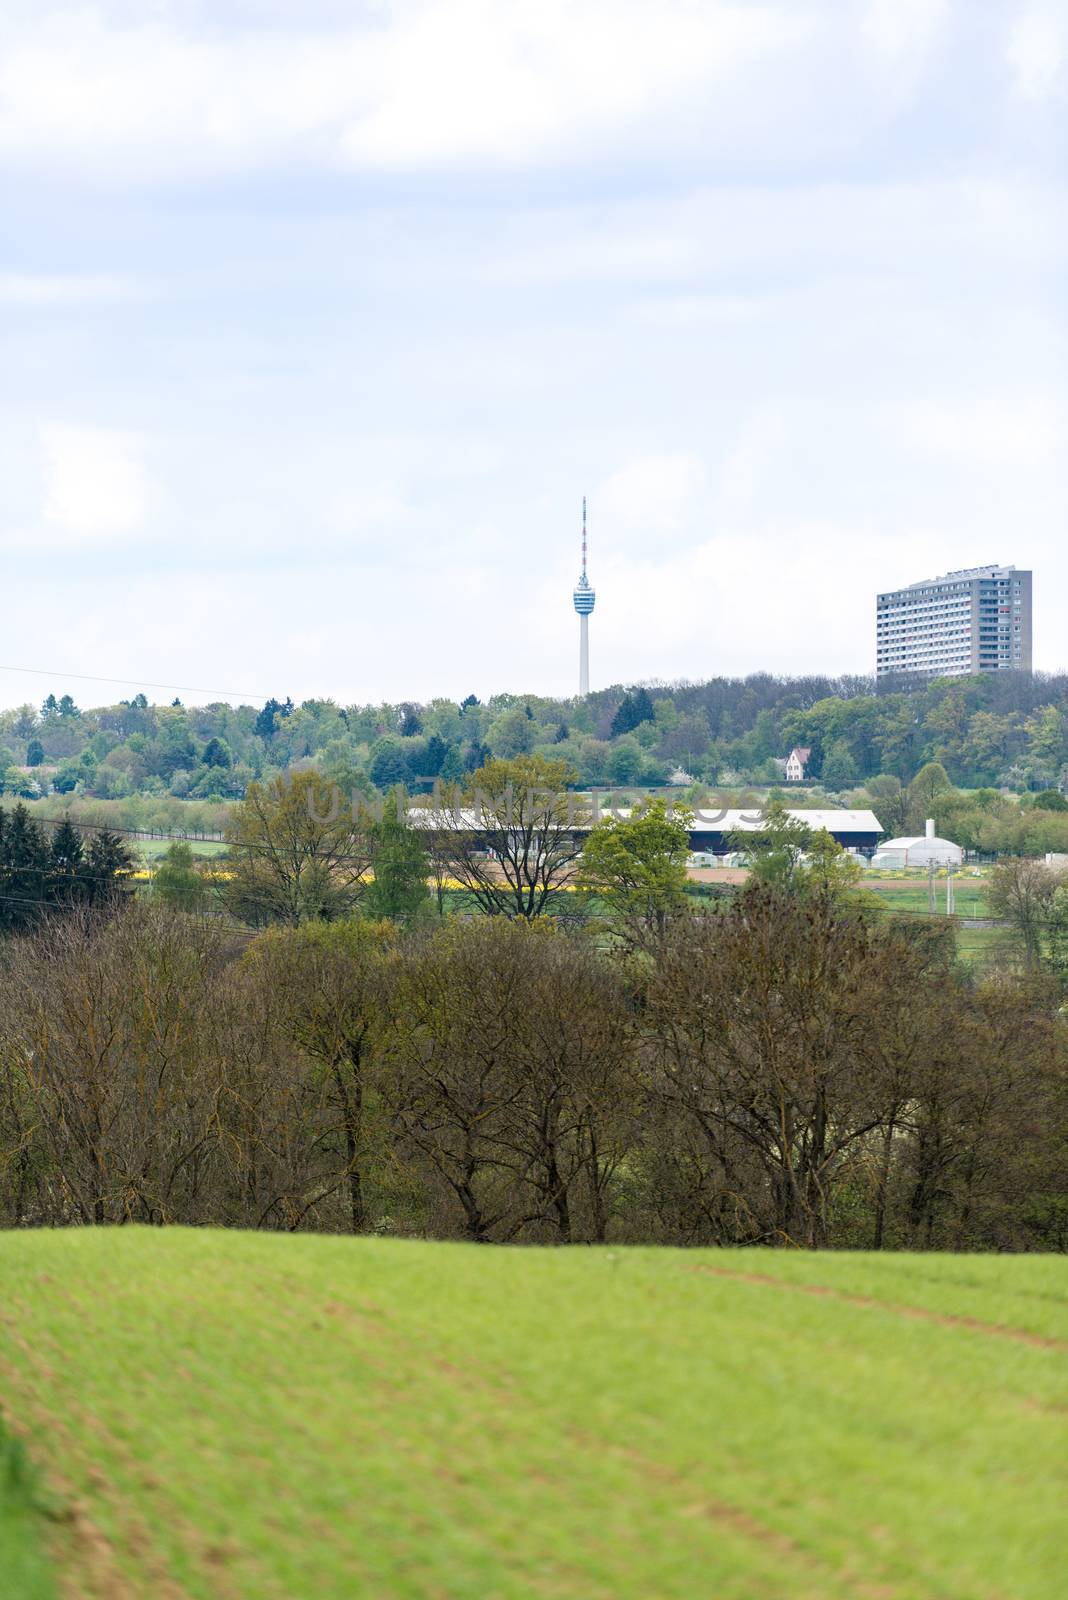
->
[[1, 889, 1064, 1251], [5, 668, 1068, 808]]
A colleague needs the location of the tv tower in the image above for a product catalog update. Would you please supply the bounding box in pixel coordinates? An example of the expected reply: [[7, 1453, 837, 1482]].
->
[[572, 496, 596, 696]]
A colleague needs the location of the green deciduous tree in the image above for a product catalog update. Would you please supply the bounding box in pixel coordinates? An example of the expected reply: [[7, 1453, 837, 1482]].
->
[[364, 791, 430, 925], [225, 771, 373, 926], [799, 829, 863, 899], [153, 841, 207, 913], [488, 707, 537, 759], [821, 739, 857, 790], [578, 797, 692, 950], [731, 799, 811, 892], [907, 762, 953, 831], [987, 858, 1063, 972], [864, 775, 909, 837]]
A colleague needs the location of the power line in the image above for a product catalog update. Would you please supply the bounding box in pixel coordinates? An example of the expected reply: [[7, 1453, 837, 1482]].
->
[[0, 664, 269, 702], [0, 823, 1048, 917], [0, 816, 382, 880], [0, 883, 258, 938], [1, 816, 227, 844], [0, 806, 1060, 928]]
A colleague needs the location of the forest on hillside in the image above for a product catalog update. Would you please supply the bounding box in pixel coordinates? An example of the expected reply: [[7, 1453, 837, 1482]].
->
[[3, 670, 1068, 810]]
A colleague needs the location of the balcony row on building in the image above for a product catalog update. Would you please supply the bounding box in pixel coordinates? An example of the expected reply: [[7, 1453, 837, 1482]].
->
[[876, 563, 1031, 680]]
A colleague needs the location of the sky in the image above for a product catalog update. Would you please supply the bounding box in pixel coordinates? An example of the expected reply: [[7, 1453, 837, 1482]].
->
[[1, 0, 1066, 711]]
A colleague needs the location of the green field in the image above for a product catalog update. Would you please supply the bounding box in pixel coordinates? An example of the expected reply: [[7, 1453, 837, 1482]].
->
[[858, 878, 1011, 968], [1, 1234, 1065, 1599], [861, 876, 993, 918], [134, 837, 228, 862]]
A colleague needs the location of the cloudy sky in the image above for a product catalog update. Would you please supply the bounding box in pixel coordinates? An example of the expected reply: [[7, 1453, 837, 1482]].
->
[[1, 0, 1065, 709]]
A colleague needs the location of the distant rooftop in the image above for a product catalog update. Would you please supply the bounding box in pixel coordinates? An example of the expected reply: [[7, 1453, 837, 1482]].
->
[[407, 806, 882, 836], [884, 564, 1022, 594]]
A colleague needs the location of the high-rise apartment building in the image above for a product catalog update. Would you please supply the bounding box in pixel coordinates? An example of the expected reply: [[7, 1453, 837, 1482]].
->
[[876, 565, 1032, 680]]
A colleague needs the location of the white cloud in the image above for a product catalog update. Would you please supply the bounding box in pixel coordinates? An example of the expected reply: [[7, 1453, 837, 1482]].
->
[[0, 273, 143, 306], [482, 178, 1068, 309], [1006, 6, 1066, 100], [0, 2, 810, 177], [559, 520, 889, 683], [630, 292, 775, 328], [1, 1, 1066, 698], [482, 231, 695, 288], [341, 1, 802, 169], [861, 0, 950, 63], [900, 395, 1064, 469], [715, 409, 790, 526], [597, 455, 706, 540], [39, 425, 151, 543]]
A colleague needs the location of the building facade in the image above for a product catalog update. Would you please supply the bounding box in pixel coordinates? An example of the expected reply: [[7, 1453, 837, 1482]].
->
[[412, 805, 885, 858], [876, 565, 1032, 680], [785, 747, 811, 782]]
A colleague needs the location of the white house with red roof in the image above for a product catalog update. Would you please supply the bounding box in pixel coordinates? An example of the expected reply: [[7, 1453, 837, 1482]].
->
[[785, 747, 811, 782]]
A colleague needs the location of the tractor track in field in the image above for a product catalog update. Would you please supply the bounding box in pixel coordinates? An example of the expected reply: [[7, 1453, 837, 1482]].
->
[[684, 1264, 1068, 1350], [3, 1251, 1059, 1600], [318, 1281, 898, 1597]]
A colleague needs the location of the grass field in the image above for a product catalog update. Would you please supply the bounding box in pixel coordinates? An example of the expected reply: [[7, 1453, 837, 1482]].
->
[[134, 838, 228, 862], [1, 1430, 54, 1600], [1, 1233, 1065, 1599], [861, 877, 993, 918]]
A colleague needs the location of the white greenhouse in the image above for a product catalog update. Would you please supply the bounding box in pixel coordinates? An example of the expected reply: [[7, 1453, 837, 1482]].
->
[[869, 818, 963, 870]]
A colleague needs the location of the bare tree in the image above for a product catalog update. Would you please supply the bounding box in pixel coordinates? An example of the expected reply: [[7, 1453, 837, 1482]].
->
[[0, 907, 227, 1225], [645, 886, 942, 1247], [379, 919, 526, 1240], [902, 975, 1062, 1249], [432, 756, 588, 919], [0, 888, 1064, 1251], [381, 919, 635, 1242], [239, 920, 396, 1232], [490, 924, 635, 1241], [988, 857, 1064, 971]]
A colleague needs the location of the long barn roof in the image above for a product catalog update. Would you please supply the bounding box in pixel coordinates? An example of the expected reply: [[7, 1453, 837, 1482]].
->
[[408, 806, 883, 836]]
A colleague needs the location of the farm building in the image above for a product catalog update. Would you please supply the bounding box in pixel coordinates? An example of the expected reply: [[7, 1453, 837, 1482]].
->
[[410, 805, 885, 859], [684, 808, 883, 856], [869, 818, 962, 869]]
